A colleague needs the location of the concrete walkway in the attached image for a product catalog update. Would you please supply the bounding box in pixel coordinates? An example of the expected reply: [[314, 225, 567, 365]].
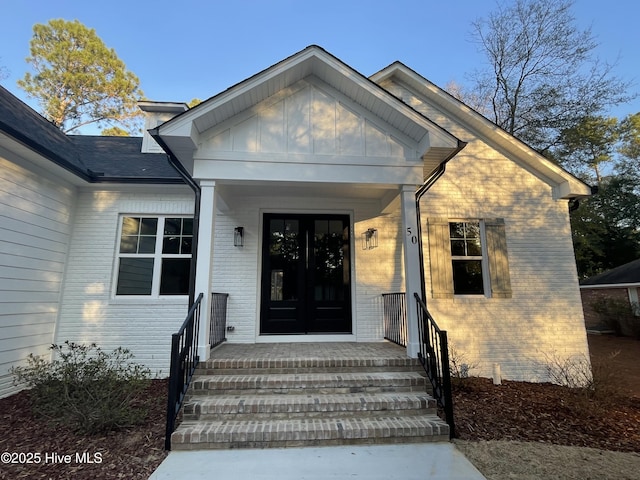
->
[[149, 443, 486, 480]]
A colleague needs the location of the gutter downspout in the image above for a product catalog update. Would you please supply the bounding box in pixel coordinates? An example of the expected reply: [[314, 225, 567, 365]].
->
[[149, 128, 200, 309], [415, 140, 467, 301]]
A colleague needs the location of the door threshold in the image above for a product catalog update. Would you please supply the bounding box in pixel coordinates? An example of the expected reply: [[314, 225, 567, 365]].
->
[[256, 334, 356, 343]]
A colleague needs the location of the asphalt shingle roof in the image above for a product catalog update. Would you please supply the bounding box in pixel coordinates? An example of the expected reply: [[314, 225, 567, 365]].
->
[[0, 86, 182, 184], [0, 85, 89, 179], [69, 135, 181, 181], [580, 258, 640, 286]]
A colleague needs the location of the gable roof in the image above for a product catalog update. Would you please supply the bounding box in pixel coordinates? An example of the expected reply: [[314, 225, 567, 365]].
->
[[154, 45, 463, 175], [580, 259, 640, 287], [370, 62, 593, 200], [0, 86, 183, 185]]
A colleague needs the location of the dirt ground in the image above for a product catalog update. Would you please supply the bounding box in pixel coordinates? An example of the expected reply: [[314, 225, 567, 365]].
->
[[0, 334, 637, 479], [588, 333, 640, 397]]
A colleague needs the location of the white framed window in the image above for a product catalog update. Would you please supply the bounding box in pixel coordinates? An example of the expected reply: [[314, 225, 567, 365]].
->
[[449, 221, 488, 295], [427, 217, 512, 299], [115, 216, 193, 296]]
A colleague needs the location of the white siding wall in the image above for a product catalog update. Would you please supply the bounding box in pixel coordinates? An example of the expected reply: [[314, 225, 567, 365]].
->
[[55, 189, 194, 377], [0, 156, 75, 397], [386, 82, 590, 382], [210, 193, 399, 343]]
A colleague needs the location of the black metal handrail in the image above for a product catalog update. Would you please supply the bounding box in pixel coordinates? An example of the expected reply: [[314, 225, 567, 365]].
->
[[382, 292, 407, 347], [210, 292, 229, 348], [165, 292, 203, 450], [413, 292, 455, 438]]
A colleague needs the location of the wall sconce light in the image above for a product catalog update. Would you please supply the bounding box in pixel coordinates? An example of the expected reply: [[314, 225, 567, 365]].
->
[[234, 227, 244, 247], [362, 228, 378, 250]]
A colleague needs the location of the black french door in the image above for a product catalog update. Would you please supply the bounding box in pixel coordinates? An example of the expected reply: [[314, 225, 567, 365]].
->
[[260, 214, 352, 334]]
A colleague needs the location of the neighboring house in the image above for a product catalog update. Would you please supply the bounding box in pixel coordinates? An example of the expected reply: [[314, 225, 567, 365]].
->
[[0, 46, 593, 398], [580, 259, 640, 332]]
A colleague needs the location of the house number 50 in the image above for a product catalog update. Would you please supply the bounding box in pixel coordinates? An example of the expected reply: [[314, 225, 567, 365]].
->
[[406, 228, 418, 244]]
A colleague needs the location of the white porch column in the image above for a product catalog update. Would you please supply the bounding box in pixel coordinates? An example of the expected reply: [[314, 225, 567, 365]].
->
[[195, 180, 217, 361], [400, 185, 422, 358]]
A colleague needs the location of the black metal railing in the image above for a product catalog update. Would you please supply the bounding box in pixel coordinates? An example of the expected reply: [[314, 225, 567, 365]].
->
[[414, 292, 455, 438], [165, 292, 203, 450], [210, 292, 229, 348], [382, 292, 407, 347]]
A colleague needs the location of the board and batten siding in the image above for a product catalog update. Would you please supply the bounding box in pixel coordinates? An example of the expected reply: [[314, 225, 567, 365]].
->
[[0, 156, 76, 398], [383, 78, 590, 383], [54, 189, 194, 377]]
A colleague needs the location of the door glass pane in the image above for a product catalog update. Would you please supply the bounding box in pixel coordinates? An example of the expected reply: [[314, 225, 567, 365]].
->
[[314, 219, 346, 301], [269, 219, 299, 301]]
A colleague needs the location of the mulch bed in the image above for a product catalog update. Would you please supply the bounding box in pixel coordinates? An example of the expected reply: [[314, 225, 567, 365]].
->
[[0, 379, 168, 480], [453, 377, 640, 453]]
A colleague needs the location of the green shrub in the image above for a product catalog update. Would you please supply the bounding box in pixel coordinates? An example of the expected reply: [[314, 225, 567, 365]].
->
[[11, 341, 151, 434]]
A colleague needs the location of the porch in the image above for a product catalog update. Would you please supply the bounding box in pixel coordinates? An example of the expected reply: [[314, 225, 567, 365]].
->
[[165, 291, 454, 450]]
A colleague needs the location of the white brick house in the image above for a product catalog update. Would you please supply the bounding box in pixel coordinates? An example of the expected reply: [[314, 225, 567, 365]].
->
[[0, 46, 592, 397]]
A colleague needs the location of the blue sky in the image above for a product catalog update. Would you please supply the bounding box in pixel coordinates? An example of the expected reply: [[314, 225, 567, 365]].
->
[[1, 0, 638, 132]]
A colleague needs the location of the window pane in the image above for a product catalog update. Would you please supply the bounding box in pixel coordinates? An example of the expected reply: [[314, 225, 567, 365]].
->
[[163, 236, 180, 254], [450, 223, 465, 238], [120, 235, 138, 253], [466, 238, 482, 256], [182, 237, 193, 254], [116, 258, 154, 295], [182, 218, 193, 235], [451, 239, 466, 256], [164, 218, 181, 235], [122, 217, 140, 236], [138, 235, 156, 253], [160, 258, 190, 295], [140, 218, 158, 235], [465, 222, 481, 238], [452, 260, 484, 295]]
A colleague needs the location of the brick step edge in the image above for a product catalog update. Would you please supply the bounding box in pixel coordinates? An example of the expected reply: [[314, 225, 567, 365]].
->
[[198, 358, 422, 372], [171, 416, 450, 450], [190, 371, 426, 393], [183, 392, 437, 420], [195, 365, 424, 375]]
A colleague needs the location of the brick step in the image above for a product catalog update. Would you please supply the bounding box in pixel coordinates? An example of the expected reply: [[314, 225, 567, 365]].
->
[[189, 371, 427, 396], [171, 415, 450, 450], [196, 357, 422, 375], [183, 392, 437, 421]]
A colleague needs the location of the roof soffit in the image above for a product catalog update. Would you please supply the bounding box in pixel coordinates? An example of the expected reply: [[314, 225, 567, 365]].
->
[[158, 46, 459, 158], [371, 63, 593, 199]]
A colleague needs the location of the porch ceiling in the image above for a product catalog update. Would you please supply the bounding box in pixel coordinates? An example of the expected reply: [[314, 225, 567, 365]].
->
[[215, 180, 403, 214]]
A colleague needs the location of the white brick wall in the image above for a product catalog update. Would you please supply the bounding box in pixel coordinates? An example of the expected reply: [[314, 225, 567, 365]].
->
[[389, 82, 591, 382], [0, 156, 75, 397], [55, 188, 195, 377], [209, 193, 399, 343]]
